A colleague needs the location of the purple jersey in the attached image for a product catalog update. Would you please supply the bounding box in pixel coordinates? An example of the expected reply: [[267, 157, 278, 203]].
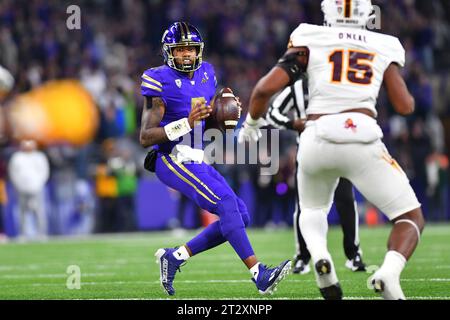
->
[[140, 62, 217, 153]]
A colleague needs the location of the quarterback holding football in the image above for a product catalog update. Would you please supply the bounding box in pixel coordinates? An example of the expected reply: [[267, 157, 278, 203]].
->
[[139, 22, 290, 296]]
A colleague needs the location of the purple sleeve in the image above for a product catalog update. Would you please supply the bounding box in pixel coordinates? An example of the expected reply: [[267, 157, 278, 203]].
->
[[140, 70, 163, 98]]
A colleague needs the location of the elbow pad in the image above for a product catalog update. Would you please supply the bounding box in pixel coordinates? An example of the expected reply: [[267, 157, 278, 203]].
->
[[276, 49, 309, 85]]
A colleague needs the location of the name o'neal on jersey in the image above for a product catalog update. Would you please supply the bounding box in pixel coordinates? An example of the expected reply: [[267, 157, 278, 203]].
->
[[338, 32, 367, 43]]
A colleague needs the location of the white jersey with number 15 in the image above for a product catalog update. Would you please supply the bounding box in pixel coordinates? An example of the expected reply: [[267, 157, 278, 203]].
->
[[289, 23, 405, 117]]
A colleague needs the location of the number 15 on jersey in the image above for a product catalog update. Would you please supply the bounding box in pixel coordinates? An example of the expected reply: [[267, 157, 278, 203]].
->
[[329, 49, 376, 85]]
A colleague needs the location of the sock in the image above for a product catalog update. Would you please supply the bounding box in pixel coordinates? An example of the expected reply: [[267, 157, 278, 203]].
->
[[250, 262, 261, 280], [173, 246, 190, 261], [381, 250, 406, 278]]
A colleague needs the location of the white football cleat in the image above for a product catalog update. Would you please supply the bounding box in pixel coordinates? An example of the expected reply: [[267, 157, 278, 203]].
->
[[369, 269, 406, 300]]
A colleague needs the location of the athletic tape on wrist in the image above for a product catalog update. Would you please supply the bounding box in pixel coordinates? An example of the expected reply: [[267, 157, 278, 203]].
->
[[164, 118, 192, 141], [245, 113, 260, 126]]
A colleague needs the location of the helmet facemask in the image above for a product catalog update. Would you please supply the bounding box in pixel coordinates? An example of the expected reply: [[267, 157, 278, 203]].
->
[[161, 22, 204, 73], [163, 42, 204, 72]]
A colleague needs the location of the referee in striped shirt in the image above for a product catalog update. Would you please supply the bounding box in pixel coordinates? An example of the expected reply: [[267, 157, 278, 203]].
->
[[266, 76, 366, 274]]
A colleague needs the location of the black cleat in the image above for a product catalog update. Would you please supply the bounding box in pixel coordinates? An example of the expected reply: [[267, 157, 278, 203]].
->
[[292, 256, 311, 275], [345, 253, 366, 272], [315, 259, 343, 300], [320, 283, 343, 300]]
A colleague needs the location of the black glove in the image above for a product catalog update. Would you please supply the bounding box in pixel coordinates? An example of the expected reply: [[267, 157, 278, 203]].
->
[[144, 149, 158, 172]]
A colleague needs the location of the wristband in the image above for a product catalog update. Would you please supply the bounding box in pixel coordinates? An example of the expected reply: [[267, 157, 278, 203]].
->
[[164, 118, 192, 141], [245, 113, 261, 126]]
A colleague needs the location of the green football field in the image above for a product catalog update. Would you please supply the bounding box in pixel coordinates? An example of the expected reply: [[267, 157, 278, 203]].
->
[[0, 224, 449, 300]]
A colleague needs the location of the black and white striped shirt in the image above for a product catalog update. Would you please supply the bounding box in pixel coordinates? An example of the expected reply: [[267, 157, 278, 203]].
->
[[266, 77, 308, 130]]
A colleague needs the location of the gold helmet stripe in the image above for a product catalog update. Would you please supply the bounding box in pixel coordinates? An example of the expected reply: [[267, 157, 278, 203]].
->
[[180, 22, 189, 41], [178, 22, 185, 40], [183, 22, 191, 38]]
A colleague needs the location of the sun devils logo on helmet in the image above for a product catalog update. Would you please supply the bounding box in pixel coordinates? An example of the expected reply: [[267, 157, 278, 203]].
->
[[161, 22, 204, 73], [321, 0, 375, 29]]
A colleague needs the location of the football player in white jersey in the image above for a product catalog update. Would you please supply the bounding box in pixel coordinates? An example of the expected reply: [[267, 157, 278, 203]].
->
[[239, 0, 425, 300], [266, 79, 366, 274]]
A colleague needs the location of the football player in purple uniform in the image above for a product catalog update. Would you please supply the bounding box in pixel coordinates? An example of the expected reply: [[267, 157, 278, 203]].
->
[[140, 22, 291, 296]]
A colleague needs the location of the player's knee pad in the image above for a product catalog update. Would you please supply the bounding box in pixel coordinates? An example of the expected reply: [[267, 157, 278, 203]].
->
[[215, 195, 245, 236]]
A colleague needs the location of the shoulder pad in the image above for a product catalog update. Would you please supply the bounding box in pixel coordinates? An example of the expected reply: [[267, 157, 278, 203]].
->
[[141, 69, 163, 96]]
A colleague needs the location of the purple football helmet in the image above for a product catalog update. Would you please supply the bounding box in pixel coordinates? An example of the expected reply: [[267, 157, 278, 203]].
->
[[162, 22, 204, 72]]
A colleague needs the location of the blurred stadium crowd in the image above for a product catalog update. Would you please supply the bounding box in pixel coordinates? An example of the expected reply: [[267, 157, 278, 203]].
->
[[0, 0, 449, 238]]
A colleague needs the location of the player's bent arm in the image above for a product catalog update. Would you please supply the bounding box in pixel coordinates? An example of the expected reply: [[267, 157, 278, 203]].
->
[[139, 98, 211, 148], [249, 47, 307, 120], [139, 97, 169, 148], [383, 63, 415, 116], [249, 67, 291, 119]]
